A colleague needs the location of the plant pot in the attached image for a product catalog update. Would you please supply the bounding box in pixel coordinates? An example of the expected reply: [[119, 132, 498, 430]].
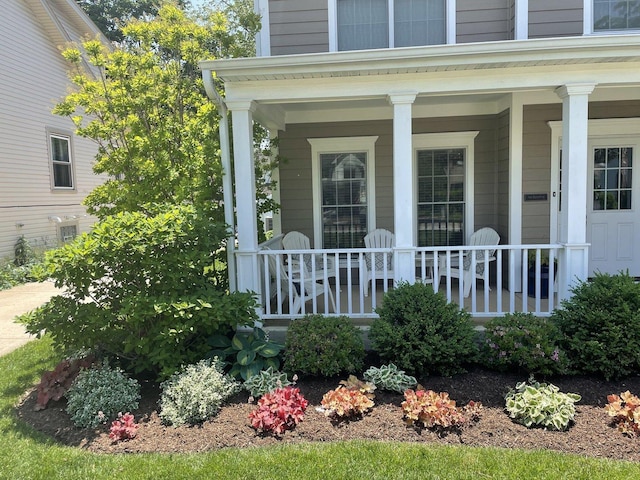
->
[[527, 265, 552, 299]]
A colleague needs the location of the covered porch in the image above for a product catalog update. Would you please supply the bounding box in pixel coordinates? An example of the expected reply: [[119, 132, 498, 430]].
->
[[200, 35, 640, 324]]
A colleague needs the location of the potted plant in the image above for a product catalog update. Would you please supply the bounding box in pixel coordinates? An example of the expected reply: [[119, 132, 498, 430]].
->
[[527, 250, 556, 299]]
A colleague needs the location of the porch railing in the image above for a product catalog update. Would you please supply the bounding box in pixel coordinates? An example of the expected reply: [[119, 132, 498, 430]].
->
[[255, 242, 572, 321]]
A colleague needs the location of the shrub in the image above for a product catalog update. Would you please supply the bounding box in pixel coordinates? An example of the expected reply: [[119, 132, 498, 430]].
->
[[243, 367, 293, 399], [552, 272, 640, 380], [109, 413, 139, 442], [504, 377, 580, 431], [14, 236, 34, 267], [207, 327, 283, 381], [369, 282, 478, 376], [159, 358, 241, 426], [249, 387, 308, 435], [402, 389, 482, 430], [65, 362, 140, 428], [34, 354, 96, 410], [481, 313, 568, 376], [283, 314, 364, 377], [363, 363, 417, 393], [321, 386, 375, 419], [17, 205, 258, 380], [605, 391, 640, 437]]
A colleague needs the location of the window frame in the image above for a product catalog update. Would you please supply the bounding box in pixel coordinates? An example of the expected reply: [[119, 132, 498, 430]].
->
[[584, 0, 640, 35], [328, 0, 457, 52], [412, 131, 477, 245], [47, 130, 75, 190], [309, 136, 378, 248]]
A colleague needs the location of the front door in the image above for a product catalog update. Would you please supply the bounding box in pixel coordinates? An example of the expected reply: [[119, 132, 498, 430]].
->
[[587, 140, 640, 276]]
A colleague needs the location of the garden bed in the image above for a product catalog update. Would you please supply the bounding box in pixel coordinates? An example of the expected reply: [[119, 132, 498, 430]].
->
[[16, 367, 640, 461]]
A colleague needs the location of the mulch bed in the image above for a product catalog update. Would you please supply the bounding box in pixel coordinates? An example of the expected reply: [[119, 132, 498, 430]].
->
[[16, 367, 640, 461]]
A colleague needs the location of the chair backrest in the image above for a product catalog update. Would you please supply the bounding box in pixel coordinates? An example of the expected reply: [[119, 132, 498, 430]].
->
[[282, 231, 311, 250], [364, 229, 395, 249], [469, 227, 500, 255]]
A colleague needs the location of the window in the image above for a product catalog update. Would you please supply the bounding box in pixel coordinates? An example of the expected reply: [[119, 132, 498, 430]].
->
[[593, 146, 633, 210], [309, 137, 377, 248], [413, 132, 477, 246], [588, 0, 640, 33], [49, 134, 74, 189], [332, 0, 451, 51], [59, 224, 78, 243]]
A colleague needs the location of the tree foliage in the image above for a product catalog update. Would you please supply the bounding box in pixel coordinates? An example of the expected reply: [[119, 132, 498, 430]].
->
[[55, 3, 263, 220]]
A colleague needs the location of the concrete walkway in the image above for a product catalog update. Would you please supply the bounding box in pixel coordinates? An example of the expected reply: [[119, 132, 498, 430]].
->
[[0, 281, 62, 356]]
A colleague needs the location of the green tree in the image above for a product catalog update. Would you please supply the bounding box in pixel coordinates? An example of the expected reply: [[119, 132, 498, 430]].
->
[[55, 3, 263, 221]]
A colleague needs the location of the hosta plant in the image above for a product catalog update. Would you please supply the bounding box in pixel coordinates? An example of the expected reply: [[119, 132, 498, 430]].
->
[[320, 386, 375, 419], [402, 389, 482, 430], [243, 367, 293, 399], [109, 412, 139, 442], [207, 327, 283, 381], [65, 362, 140, 428], [363, 363, 417, 393], [159, 358, 241, 426], [504, 378, 581, 431], [605, 391, 640, 437], [249, 387, 308, 435], [34, 354, 95, 410]]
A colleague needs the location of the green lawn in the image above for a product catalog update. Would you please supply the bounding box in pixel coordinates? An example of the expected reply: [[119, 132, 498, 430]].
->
[[2, 338, 639, 480]]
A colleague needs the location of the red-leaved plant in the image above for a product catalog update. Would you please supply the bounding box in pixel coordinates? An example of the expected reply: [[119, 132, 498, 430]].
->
[[321, 386, 375, 419], [249, 387, 308, 435], [605, 391, 640, 437], [35, 355, 95, 411], [109, 412, 139, 442], [402, 388, 482, 430]]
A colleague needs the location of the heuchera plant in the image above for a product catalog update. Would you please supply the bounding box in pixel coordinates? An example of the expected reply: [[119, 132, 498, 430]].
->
[[321, 385, 375, 419], [605, 391, 640, 437], [34, 355, 95, 411], [249, 387, 308, 435], [402, 389, 482, 430], [109, 412, 139, 442]]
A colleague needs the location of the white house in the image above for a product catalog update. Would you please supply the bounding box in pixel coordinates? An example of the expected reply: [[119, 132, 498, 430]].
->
[[201, 0, 640, 322], [0, 0, 106, 259]]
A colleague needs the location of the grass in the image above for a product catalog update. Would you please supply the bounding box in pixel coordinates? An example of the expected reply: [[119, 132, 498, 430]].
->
[[2, 339, 640, 480]]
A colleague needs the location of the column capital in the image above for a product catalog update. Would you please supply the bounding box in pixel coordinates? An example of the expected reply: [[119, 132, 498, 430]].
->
[[225, 99, 256, 112], [387, 92, 418, 105], [555, 83, 596, 99]]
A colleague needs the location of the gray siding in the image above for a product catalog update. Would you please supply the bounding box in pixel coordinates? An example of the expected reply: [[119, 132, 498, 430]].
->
[[457, 0, 512, 43], [269, 0, 329, 55], [0, 0, 103, 258], [528, 0, 583, 38], [278, 115, 501, 246]]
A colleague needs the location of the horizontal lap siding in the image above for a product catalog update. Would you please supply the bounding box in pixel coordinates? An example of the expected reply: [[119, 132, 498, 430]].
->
[[269, 0, 329, 55], [0, 1, 102, 257], [528, 0, 583, 38], [457, 0, 512, 43]]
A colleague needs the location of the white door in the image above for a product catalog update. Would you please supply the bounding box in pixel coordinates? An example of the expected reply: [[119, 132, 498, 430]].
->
[[587, 140, 640, 276]]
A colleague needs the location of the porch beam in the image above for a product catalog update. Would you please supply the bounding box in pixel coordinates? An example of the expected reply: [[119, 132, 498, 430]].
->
[[228, 100, 260, 295], [555, 83, 596, 299], [389, 92, 417, 285]]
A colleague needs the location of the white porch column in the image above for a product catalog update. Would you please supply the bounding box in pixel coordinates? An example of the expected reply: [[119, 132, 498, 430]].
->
[[388, 93, 417, 285], [555, 83, 596, 299], [509, 94, 524, 292], [227, 100, 260, 295]]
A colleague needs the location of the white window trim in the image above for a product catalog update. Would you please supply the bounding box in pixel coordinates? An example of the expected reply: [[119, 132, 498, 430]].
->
[[328, 0, 456, 52], [548, 118, 640, 243], [583, 0, 640, 35], [308, 136, 378, 248], [412, 131, 478, 244], [47, 131, 75, 191], [255, 0, 271, 56]]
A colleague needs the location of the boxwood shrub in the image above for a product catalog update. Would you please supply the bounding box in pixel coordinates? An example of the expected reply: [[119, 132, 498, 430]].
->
[[369, 282, 478, 377]]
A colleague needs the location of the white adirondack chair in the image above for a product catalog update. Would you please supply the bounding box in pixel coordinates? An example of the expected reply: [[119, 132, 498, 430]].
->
[[282, 231, 338, 283], [438, 227, 500, 297], [362, 228, 395, 297]]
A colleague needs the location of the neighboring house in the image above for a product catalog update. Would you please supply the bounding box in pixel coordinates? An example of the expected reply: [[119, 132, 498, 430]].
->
[[201, 0, 640, 322], [0, 0, 106, 259]]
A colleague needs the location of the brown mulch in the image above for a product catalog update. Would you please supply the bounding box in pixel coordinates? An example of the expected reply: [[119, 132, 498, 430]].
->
[[16, 367, 640, 461]]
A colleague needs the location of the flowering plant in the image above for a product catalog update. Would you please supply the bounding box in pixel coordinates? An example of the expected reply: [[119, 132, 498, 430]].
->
[[109, 412, 139, 442], [481, 313, 568, 376]]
